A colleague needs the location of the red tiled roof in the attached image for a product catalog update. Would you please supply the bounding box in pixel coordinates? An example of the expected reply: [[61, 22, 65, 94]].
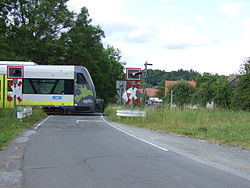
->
[[165, 80, 197, 95], [165, 80, 196, 87], [228, 76, 237, 82]]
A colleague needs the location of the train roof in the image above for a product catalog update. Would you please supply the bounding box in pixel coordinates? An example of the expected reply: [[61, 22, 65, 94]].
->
[[0, 64, 90, 79], [0, 61, 37, 65]]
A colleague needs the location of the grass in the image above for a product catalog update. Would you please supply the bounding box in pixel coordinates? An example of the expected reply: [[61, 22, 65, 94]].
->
[[0, 108, 46, 150], [104, 105, 250, 149]]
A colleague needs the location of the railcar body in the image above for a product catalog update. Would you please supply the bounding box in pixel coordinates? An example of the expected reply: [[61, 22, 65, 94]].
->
[[0, 61, 98, 113]]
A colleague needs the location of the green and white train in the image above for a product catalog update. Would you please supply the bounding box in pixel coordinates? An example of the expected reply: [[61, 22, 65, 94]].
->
[[0, 61, 100, 113]]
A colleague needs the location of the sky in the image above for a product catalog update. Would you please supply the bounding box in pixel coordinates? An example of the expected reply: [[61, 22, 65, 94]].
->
[[67, 0, 250, 75]]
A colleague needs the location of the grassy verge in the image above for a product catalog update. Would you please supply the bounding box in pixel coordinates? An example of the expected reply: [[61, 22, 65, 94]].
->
[[0, 108, 46, 151], [104, 105, 250, 149]]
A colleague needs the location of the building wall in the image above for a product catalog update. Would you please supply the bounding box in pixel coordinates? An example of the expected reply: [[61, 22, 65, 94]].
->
[[138, 88, 158, 97]]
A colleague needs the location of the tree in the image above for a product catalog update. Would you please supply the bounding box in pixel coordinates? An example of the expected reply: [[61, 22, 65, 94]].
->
[[192, 82, 214, 106], [0, 2, 125, 103], [61, 7, 124, 102], [213, 78, 233, 108], [155, 80, 165, 98], [147, 69, 200, 87], [240, 57, 250, 75], [166, 82, 195, 107], [0, 0, 74, 63], [99, 46, 125, 103], [192, 73, 217, 106], [232, 58, 250, 111]]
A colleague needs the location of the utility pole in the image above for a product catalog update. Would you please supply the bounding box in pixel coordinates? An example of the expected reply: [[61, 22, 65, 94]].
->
[[170, 90, 173, 108], [143, 61, 152, 104]]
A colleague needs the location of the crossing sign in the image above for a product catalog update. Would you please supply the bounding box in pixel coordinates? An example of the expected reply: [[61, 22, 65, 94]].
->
[[8, 80, 23, 102]]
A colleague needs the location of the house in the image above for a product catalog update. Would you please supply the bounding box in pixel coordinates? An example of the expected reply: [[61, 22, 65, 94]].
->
[[137, 88, 158, 98], [165, 80, 196, 96]]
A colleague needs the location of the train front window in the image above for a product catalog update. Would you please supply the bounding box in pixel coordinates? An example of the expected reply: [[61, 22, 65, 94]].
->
[[77, 73, 87, 85], [23, 79, 74, 94]]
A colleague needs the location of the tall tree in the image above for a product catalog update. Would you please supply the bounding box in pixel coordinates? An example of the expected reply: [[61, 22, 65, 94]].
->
[[240, 57, 250, 75], [0, 0, 74, 63], [232, 58, 250, 111], [147, 69, 200, 87], [61, 7, 124, 102], [0, 2, 125, 103]]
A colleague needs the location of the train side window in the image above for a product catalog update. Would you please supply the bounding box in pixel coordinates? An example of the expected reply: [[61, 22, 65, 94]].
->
[[77, 73, 87, 85], [23, 79, 74, 94], [64, 80, 74, 94], [53, 80, 74, 94], [23, 79, 35, 93]]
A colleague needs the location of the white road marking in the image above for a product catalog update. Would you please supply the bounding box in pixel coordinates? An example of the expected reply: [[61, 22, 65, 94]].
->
[[101, 115, 168, 152], [34, 116, 53, 130], [76, 120, 104, 124]]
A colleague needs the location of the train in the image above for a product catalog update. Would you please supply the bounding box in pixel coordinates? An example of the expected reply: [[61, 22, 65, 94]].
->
[[0, 61, 101, 113]]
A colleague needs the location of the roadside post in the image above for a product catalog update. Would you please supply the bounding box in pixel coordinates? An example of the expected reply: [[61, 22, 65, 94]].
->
[[170, 90, 174, 109], [116, 81, 127, 105], [143, 62, 152, 104]]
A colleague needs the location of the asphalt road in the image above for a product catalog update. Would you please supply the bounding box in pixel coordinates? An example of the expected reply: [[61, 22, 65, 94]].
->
[[21, 115, 250, 188]]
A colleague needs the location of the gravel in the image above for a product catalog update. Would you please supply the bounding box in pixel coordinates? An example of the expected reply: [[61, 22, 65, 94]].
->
[[0, 129, 37, 188]]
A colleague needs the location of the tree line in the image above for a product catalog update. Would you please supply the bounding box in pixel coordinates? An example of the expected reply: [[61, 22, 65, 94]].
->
[[0, 0, 125, 103], [147, 69, 200, 87], [156, 59, 250, 111]]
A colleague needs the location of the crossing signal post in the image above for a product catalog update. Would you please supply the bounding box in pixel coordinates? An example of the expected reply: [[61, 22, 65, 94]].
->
[[7, 66, 24, 118], [125, 68, 142, 109]]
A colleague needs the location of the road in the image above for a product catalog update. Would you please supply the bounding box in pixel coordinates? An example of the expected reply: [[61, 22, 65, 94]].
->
[[22, 115, 250, 188]]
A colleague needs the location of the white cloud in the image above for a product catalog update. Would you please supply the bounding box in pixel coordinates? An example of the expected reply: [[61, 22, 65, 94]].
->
[[220, 2, 245, 17], [241, 18, 250, 43], [67, 0, 125, 19], [66, 0, 249, 75], [195, 16, 206, 22], [159, 22, 211, 49], [124, 45, 242, 75], [160, 0, 173, 2], [237, 18, 250, 58]]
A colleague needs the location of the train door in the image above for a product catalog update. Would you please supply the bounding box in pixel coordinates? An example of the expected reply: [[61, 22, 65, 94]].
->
[[0, 75, 3, 108], [5, 77, 14, 108], [0, 75, 14, 108]]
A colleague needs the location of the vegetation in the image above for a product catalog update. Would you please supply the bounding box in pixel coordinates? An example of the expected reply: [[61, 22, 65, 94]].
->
[[105, 105, 250, 149], [0, 0, 124, 103], [231, 59, 250, 111], [104, 59, 250, 149], [165, 82, 195, 107], [154, 67, 249, 111], [192, 74, 233, 108], [0, 108, 46, 150], [147, 69, 200, 87]]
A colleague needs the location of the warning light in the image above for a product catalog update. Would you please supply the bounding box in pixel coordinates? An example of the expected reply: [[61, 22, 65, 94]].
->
[[126, 68, 142, 81], [7, 66, 24, 79]]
